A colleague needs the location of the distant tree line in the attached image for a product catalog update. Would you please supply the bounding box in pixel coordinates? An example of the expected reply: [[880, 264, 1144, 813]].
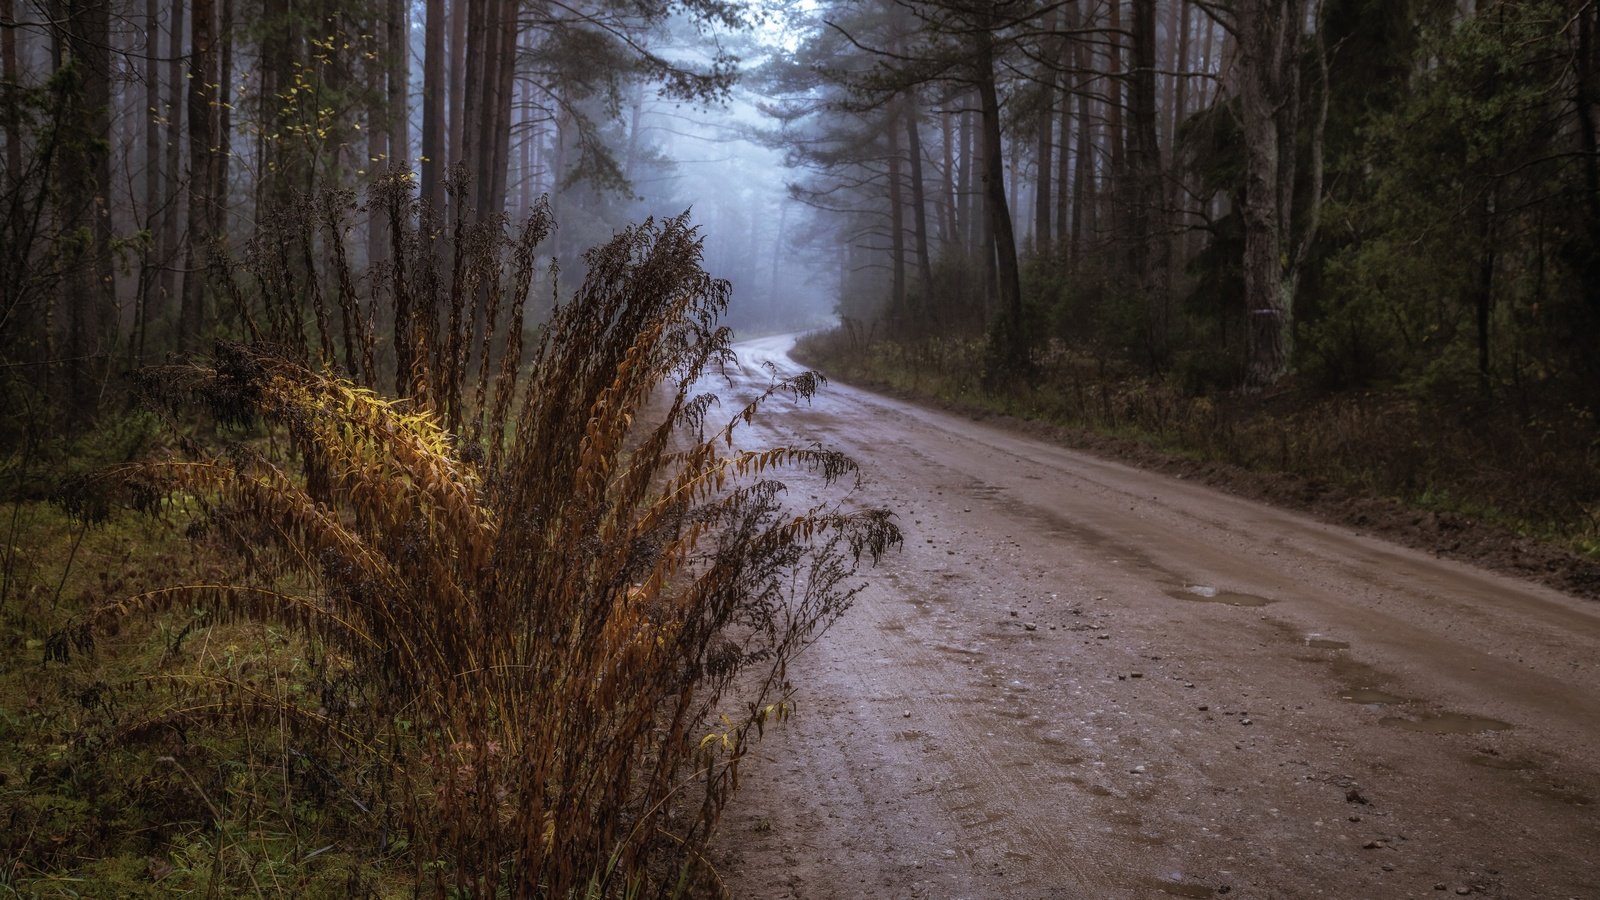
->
[[771, 0, 1600, 409]]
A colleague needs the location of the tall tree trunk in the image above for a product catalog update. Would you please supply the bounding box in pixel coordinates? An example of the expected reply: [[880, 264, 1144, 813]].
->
[[178, 0, 215, 352], [1, 0, 20, 183], [1572, 0, 1600, 325], [623, 80, 644, 185], [483, 0, 517, 219], [160, 0, 184, 332], [519, 82, 533, 215], [458, 0, 487, 215], [769, 201, 789, 305], [886, 106, 906, 319], [1171, 0, 1193, 151], [449, 0, 468, 170], [257, 0, 299, 213], [461, 0, 516, 221], [1070, 26, 1095, 269], [387, 0, 408, 165], [1008, 125, 1022, 242], [1033, 9, 1058, 251], [132, 0, 162, 364], [1055, 82, 1071, 255], [957, 103, 975, 257], [974, 103, 995, 310], [1475, 190, 1496, 395], [1034, 79, 1054, 252], [1107, 0, 1126, 184], [214, 0, 230, 224], [940, 107, 956, 248], [903, 95, 933, 295], [975, 32, 1024, 371], [1171, 0, 1194, 264], [367, 126, 387, 263], [420, 0, 445, 210], [1055, 10, 1080, 257], [1235, 0, 1313, 388], [370, 0, 407, 263], [62, 0, 115, 415], [530, 120, 545, 194], [1130, 0, 1170, 366]]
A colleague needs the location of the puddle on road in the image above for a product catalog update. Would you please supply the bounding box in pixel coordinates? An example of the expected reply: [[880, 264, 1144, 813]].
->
[[1528, 781, 1593, 806], [1083, 782, 1114, 797], [1165, 583, 1275, 607], [1147, 877, 1219, 898], [1467, 750, 1536, 772], [1338, 687, 1408, 705], [1016, 508, 1168, 574], [1380, 712, 1512, 734], [966, 482, 1006, 501]]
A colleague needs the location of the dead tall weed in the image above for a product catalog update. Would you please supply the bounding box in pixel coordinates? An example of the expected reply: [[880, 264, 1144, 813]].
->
[[55, 172, 900, 896]]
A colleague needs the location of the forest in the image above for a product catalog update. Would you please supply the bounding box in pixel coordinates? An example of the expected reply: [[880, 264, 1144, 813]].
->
[[2, 0, 1599, 896]]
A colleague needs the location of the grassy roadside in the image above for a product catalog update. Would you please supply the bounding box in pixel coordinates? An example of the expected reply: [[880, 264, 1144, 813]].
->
[[1, 502, 380, 897], [793, 329, 1600, 599], [0, 218, 895, 896]]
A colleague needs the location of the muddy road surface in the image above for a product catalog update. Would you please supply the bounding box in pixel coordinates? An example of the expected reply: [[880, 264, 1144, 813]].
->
[[709, 336, 1600, 899]]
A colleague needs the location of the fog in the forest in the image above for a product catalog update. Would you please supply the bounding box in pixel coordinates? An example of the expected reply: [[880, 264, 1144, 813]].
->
[[615, 76, 839, 337]]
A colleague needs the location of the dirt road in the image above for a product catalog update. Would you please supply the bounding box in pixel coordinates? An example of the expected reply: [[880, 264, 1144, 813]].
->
[[709, 336, 1600, 899]]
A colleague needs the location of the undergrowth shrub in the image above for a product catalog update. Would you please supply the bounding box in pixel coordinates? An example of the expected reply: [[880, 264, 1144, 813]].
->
[[54, 173, 900, 896], [796, 326, 1600, 551]]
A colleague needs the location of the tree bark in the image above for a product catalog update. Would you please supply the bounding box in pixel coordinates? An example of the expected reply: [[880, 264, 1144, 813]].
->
[[518, 81, 532, 216], [178, 0, 215, 352], [1, 0, 19, 183], [939, 107, 955, 248], [975, 32, 1024, 371], [1055, 13, 1075, 257], [1171, 0, 1193, 152], [1236, 0, 1309, 388], [1070, 25, 1095, 269], [160, 0, 184, 329], [62, 0, 115, 414], [132, 0, 162, 363], [483, 0, 517, 219], [974, 102, 995, 309], [886, 105, 906, 319], [421, 0, 445, 211], [1107, 0, 1126, 187], [214, 0, 230, 223], [387, 0, 408, 166], [957, 102, 974, 257], [1572, 1, 1600, 318], [1475, 190, 1495, 395], [1034, 79, 1054, 252], [1130, 0, 1170, 366], [903, 94, 933, 295], [449, 0, 468, 171], [458, 0, 487, 215]]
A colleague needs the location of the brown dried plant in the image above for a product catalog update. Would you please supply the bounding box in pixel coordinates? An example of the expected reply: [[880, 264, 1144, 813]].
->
[[55, 171, 900, 896]]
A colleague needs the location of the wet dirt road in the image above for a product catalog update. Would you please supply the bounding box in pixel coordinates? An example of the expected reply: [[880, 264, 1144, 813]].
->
[[710, 336, 1600, 900]]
